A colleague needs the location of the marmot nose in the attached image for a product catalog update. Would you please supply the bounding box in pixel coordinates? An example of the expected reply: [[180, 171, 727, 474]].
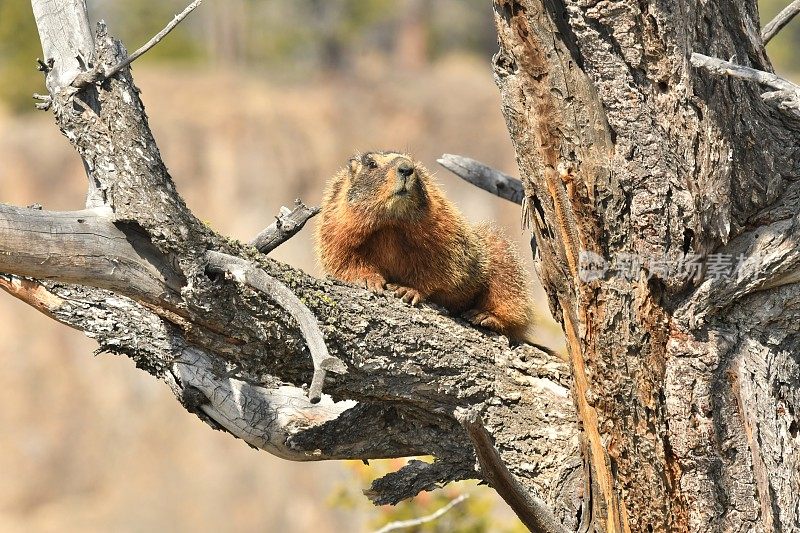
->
[[397, 162, 414, 178]]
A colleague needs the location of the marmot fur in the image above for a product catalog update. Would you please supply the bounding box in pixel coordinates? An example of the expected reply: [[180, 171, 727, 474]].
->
[[315, 150, 536, 343]]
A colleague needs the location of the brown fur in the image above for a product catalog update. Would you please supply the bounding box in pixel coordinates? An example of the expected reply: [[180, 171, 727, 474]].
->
[[315, 150, 536, 343]]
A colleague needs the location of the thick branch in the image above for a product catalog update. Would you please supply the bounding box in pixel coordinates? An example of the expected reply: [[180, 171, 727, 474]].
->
[[0, 275, 432, 462], [0, 204, 183, 306]]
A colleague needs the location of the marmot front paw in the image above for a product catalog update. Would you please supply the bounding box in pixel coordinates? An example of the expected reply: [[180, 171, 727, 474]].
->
[[463, 309, 504, 332], [361, 273, 386, 293], [386, 283, 424, 306]]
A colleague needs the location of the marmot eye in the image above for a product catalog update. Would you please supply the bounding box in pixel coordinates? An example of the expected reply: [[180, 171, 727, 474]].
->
[[367, 160, 378, 169]]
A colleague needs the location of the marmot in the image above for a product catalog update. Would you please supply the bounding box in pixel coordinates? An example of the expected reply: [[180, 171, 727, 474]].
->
[[315, 150, 536, 344]]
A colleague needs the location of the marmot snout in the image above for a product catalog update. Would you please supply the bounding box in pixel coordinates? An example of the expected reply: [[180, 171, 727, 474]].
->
[[315, 150, 537, 344]]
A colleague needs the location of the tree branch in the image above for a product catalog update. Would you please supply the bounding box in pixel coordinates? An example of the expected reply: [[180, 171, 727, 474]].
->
[[70, 0, 203, 89], [437, 154, 525, 204], [31, 0, 94, 93], [251, 200, 321, 254], [204, 250, 345, 402], [364, 459, 474, 505], [690, 53, 800, 119], [372, 493, 470, 533], [761, 0, 800, 45], [104, 0, 203, 80], [0, 204, 183, 307], [456, 408, 569, 533]]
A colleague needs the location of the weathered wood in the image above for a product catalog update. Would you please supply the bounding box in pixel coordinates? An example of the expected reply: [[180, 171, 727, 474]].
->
[[205, 250, 345, 402], [762, 0, 800, 44], [250, 200, 321, 254], [691, 53, 800, 119], [456, 408, 569, 533], [437, 153, 525, 204], [31, 0, 94, 93], [0, 204, 183, 305]]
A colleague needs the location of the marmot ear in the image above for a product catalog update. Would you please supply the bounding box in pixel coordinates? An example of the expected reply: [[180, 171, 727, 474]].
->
[[349, 158, 361, 175]]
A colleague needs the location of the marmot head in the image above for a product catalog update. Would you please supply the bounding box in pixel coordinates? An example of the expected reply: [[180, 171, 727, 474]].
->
[[344, 150, 429, 219]]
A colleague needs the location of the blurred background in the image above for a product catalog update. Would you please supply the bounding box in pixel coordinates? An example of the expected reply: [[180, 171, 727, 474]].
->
[[0, 0, 796, 531]]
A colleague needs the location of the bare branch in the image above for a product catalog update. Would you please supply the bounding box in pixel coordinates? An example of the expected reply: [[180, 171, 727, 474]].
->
[[690, 53, 800, 119], [102, 0, 203, 81], [437, 154, 525, 204], [205, 250, 346, 402], [372, 493, 470, 533], [455, 408, 569, 533], [762, 0, 800, 44], [251, 200, 321, 254]]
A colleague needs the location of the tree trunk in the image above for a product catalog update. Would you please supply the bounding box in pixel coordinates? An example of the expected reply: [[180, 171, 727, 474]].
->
[[492, 0, 800, 530]]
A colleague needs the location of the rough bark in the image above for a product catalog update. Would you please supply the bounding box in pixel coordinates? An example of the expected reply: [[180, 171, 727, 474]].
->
[[492, 0, 800, 531], [2, 1, 584, 527]]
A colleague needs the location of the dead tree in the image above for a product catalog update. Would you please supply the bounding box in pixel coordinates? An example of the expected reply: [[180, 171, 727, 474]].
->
[[2, 0, 798, 531]]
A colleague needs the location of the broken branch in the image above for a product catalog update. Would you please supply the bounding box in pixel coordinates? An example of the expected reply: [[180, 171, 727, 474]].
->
[[251, 200, 321, 254], [455, 408, 569, 533], [0, 204, 183, 306], [437, 153, 524, 204], [690, 53, 800, 119]]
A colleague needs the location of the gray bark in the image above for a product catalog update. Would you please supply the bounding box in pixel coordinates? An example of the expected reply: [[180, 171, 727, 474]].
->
[[437, 154, 526, 205], [2, 0, 583, 527], [492, 0, 800, 531], [762, 0, 800, 44]]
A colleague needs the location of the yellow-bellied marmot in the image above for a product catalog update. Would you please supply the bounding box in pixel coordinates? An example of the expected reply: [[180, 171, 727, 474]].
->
[[315, 150, 536, 343]]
